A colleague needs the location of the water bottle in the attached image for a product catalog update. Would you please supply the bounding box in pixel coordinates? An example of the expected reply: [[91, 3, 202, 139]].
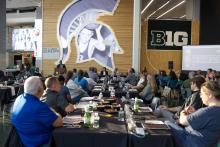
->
[[98, 92, 103, 99], [118, 108, 125, 121], [84, 107, 91, 128], [89, 101, 93, 112], [133, 97, 139, 112], [93, 112, 100, 128]]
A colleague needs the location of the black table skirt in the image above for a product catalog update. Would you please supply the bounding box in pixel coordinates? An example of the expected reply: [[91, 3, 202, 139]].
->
[[128, 133, 175, 147], [52, 112, 128, 147]]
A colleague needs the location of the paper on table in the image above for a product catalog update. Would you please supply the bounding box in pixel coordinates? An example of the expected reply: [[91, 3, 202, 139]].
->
[[63, 115, 83, 124], [75, 102, 89, 109], [145, 120, 164, 124]]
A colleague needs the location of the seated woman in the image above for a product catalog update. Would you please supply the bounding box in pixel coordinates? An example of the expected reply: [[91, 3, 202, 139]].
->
[[129, 72, 147, 92], [139, 74, 158, 103], [125, 68, 137, 86], [74, 70, 88, 92], [65, 71, 88, 104], [167, 70, 178, 89], [165, 81, 220, 147]]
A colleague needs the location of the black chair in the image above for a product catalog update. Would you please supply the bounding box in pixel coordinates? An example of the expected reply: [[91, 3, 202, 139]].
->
[[4, 126, 23, 147]]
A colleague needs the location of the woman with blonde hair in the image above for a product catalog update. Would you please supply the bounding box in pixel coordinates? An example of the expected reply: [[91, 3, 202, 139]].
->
[[166, 81, 220, 147], [65, 70, 88, 103], [140, 74, 158, 103]]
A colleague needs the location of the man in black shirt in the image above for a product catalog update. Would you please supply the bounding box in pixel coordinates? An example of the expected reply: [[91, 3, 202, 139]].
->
[[155, 76, 205, 122], [55, 60, 67, 75]]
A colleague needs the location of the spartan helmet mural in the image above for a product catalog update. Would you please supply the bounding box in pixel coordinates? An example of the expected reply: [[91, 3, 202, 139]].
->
[[57, 0, 123, 70]]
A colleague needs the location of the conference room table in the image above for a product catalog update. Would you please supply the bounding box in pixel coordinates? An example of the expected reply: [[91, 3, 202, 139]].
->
[[51, 109, 128, 147], [51, 102, 176, 147], [127, 111, 175, 147]]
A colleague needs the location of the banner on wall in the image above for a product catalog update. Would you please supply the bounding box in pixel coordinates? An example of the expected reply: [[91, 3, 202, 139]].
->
[[43, 48, 60, 59], [57, 0, 123, 70], [147, 19, 192, 50]]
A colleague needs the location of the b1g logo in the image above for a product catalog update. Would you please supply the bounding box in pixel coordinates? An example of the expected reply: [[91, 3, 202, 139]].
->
[[147, 20, 191, 50], [151, 31, 188, 47]]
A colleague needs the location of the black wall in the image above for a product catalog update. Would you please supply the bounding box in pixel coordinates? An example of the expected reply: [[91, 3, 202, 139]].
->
[[200, 0, 220, 44]]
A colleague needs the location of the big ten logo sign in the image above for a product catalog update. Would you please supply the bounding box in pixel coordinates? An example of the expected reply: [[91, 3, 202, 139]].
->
[[147, 20, 191, 50], [151, 30, 188, 46]]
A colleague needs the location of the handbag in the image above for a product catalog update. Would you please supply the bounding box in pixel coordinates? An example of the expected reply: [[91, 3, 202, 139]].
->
[[162, 86, 171, 97]]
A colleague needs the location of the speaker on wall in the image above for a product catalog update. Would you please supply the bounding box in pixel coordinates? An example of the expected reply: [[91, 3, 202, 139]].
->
[[168, 61, 173, 70]]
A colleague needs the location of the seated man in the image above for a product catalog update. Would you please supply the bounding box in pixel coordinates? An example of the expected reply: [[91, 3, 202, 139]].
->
[[58, 75, 71, 103], [42, 77, 74, 116], [54, 60, 67, 75], [11, 76, 63, 147], [155, 76, 205, 122]]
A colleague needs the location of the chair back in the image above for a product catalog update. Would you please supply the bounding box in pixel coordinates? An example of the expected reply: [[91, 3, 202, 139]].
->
[[150, 97, 160, 111], [4, 126, 23, 147]]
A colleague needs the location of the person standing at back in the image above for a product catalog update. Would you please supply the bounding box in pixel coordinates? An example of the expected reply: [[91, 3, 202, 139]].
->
[[11, 76, 63, 147]]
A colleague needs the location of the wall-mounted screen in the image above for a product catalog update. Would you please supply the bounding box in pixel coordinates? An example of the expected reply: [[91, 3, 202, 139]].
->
[[182, 45, 220, 71], [12, 28, 39, 51]]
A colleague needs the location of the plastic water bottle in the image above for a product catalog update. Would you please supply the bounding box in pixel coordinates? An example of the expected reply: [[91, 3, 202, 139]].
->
[[98, 92, 103, 99], [84, 107, 91, 128], [93, 112, 100, 128], [133, 97, 139, 112], [89, 101, 93, 112], [118, 108, 125, 121]]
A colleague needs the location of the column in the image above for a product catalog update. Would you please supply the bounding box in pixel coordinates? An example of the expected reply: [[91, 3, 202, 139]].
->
[[132, 0, 141, 73]]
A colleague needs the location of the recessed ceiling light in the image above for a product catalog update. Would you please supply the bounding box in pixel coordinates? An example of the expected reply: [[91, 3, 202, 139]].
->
[[179, 14, 186, 18], [156, 0, 186, 19], [147, 0, 170, 19], [141, 0, 154, 15]]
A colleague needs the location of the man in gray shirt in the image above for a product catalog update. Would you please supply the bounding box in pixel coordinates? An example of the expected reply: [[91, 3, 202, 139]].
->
[[42, 77, 74, 117]]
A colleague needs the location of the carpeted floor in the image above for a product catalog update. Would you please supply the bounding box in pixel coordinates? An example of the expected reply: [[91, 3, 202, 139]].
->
[[0, 113, 12, 147]]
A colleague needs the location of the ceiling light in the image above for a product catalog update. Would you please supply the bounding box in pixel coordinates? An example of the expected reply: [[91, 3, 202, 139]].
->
[[156, 0, 186, 19], [179, 14, 186, 18], [147, 0, 170, 19], [147, 11, 156, 19], [157, 0, 170, 11], [141, 0, 154, 15]]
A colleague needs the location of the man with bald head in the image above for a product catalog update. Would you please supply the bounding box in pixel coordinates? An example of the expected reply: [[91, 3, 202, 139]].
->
[[11, 76, 63, 147]]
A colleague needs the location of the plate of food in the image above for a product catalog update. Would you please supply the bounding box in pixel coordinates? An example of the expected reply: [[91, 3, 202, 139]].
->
[[104, 108, 118, 114]]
